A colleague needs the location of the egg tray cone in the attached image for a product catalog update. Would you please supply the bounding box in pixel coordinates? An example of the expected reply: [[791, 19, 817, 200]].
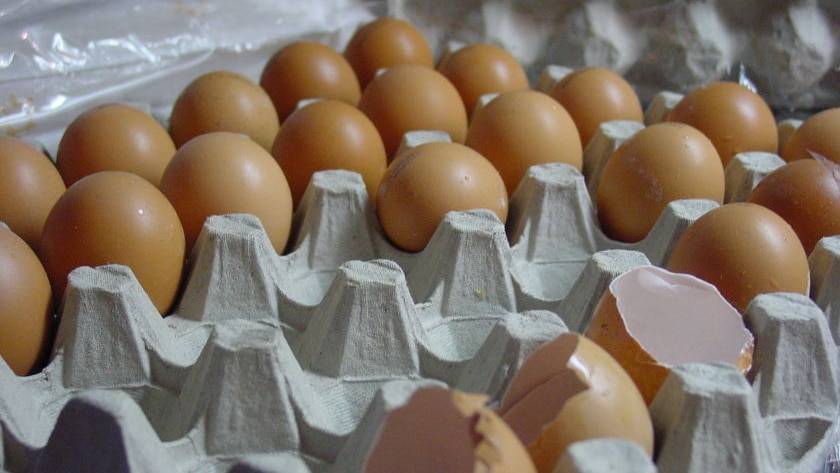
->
[[0, 131, 839, 473]]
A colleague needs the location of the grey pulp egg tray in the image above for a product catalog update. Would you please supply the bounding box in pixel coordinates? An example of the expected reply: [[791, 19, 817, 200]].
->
[[1, 123, 839, 473]]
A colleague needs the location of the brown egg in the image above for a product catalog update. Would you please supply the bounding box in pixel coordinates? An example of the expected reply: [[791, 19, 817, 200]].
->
[[548, 67, 644, 148], [666, 81, 778, 166], [358, 64, 468, 159], [747, 158, 840, 254], [343, 16, 435, 89], [437, 43, 530, 115], [169, 70, 280, 151], [465, 90, 582, 194], [781, 107, 840, 164], [498, 332, 654, 473], [40, 171, 186, 315], [376, 141, 508, 252], [271, 100, 387, 208], [363, 386, 536, 472], [259, 41, 362, 122], [0, 225, 54, 376], [0, 137, 66, 253], [596, 122, 725, 243], [585, 265, 754, 405], [56, 103, 176, 187], [667, 202, 810, 313], [161, 132, 294, 254]]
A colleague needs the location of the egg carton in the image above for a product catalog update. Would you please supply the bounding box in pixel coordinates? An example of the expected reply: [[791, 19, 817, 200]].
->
[[1, 124, 839, 473], [392, 0, 840, 113]]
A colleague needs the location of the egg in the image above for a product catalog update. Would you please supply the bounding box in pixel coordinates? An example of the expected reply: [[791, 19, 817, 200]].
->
[[168, 70, 280, 152], [497, 332, 653, 473], [667, 202, 810, 313], [585, 265, 754, 404], [666, 81, 778, 166], [437, 43, 530, 115], [464, 90, 582, 195], [259, 41, 362, 123], [271, 99, 387, 208], [40, 171, 186, 315], [548, 67, 644, 148], [781, 107, 840, 164], [596, 122, 725, 243], [161, 132, 294, 255], [56, 103, 176, 187], [343, 16, 435, 89], [358, 64, 468, 159], [0, 137, 66, 253], [747, 158, 840, 254], [363, 385, 537, 472], [376, 141, 508, 252], [0, 225, 54, 376]]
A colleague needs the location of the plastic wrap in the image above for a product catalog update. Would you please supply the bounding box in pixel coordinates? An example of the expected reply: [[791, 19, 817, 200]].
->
[[0, 0, 378, 151]]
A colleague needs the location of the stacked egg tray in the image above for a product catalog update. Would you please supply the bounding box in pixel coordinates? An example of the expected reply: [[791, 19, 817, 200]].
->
[[2, 98, 840, 473]]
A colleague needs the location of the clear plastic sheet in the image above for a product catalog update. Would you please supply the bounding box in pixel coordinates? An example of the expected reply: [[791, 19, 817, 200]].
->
[[0, 1, 838, 471], [2, 0, 838, 148], [0, 0, 378, 149]]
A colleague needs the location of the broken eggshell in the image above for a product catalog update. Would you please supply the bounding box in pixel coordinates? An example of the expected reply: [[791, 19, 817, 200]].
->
[[362, 385, 536, 473], [585, 265, 754, 405], [496, 332, 653, 473]]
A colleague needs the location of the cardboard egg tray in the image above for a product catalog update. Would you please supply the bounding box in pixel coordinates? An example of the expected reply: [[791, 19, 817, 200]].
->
[[2, 106, 840, 473]]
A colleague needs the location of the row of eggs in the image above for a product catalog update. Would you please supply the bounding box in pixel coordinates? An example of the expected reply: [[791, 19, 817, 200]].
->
[[1, 11, 837, 374], [0, 15, 838, 472]]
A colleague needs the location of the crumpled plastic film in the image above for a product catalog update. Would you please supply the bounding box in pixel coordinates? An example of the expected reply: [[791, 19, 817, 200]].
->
[[0, 0, 377, 143], [3, 0, 838, 145]]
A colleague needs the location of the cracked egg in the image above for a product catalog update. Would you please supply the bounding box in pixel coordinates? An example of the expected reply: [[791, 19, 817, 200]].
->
[[363, 385, 536, 473], [585, 265, 754, 405], [497, 332, 653, 473]]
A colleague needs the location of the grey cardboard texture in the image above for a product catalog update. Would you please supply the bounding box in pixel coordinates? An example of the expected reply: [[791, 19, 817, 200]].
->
[[0, 127, 839, 473]]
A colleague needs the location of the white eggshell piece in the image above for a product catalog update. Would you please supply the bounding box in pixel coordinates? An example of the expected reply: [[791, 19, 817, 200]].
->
[[611, 266, 753, 367]]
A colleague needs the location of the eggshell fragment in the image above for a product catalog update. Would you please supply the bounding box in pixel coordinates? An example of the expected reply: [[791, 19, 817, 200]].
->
[[344, 16, 435, 89], [497, 332, 653, 473], [585, 265, 754, 404], [169, 70, 280, 151], [358, 64, 468, 160], [40, 171, 186, 315], [363, 385, 536, 472], [465, 90, 582, 195], [0, 225, 54, 376], [667, 202, 810, 313], [56, 103, 176, 187], [0, 136, 66, 253]]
